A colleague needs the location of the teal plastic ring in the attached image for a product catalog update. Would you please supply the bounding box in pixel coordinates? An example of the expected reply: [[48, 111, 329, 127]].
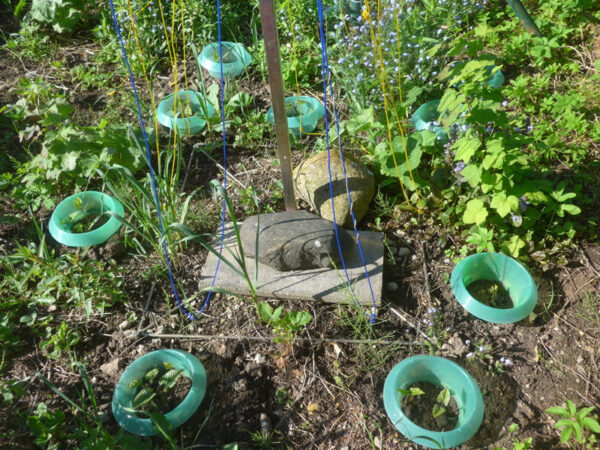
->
[[266, 96, 324, 136], [157, 90, 215, 135], [112, 349, 207, 437], [383, 355, 484, 449], [48, 191, 124, 247], [411, 99, 448, 143], [198, 42, 252, 80], [451, 252, 538, 323]]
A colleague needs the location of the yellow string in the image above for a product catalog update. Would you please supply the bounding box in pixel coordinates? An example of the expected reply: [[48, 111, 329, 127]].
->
[[126, 0, 162, 170], [284, 0, 324, 137], [363, 0, 422, 213]]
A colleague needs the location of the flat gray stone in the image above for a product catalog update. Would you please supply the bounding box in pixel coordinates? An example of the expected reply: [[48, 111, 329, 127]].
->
[[239, 210, 354, 271], [198, 222, 383, 306]]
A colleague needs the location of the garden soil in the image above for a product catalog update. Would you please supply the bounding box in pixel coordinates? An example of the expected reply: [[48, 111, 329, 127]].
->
[[1, 19, 599, 449]]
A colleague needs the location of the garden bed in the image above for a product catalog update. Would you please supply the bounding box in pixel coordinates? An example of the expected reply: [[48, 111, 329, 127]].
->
[[1, 0, 600, 449]]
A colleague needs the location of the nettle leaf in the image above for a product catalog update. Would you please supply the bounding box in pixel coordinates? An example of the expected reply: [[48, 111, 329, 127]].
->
[[463, 199, 488, 225], [159, 369, 183, 390], [453, 137, 481, 163], [133, 387, 155, 409], [461, 164, 482, 187], [144, 368, 159, 381], [490, 192, 519, 218]]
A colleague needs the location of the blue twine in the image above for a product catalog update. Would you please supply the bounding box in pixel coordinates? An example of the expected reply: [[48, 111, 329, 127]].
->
[[108, 0, 228, 320], [316, 0, 377, 323]]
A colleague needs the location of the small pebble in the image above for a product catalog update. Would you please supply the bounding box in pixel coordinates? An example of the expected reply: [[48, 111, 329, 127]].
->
[[386, 282, 398, 291], [397, 247, 410, 257]]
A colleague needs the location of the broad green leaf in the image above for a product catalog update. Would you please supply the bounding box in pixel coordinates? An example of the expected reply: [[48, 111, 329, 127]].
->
[[432, 404, 446, 419], [576, 406, 594, 421], [437, 388, 451, 407], [560, 426, 572, 444], [461, 164, 482, 187], [490, 192, 519, 218], [272, 306, 283, 322], [503, 235, 526, 258], [481, 172, 500, 194], [560, 204, 581, 216], [566, 399, 577, 417], [582, 417, 600, 433], [133, 387, 155, 409], [453, 137, 481, 163], [257, 302, 273, 323], [61, 152, 78, 171], [572, 422, 583, 443], [144, 368, 159, 381], [463, 199, 488, 225]]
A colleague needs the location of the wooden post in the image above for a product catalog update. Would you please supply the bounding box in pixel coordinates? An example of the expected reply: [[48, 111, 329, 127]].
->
[[258, 0, 296, 211]]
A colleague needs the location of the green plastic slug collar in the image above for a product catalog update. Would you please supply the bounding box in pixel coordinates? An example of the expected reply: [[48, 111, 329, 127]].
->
[[266, 96, 324, 136], [112, 349, 207, 436], [198, 42, 252, 80], [451, 252, 538, 324], [49, 191, 124, 247], [383, 355, 484, 449], [157, 90, 216, 135], [411, 99, 448, 143]]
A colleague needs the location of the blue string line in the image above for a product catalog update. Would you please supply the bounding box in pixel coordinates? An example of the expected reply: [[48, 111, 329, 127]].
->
[[202, 0, 229, 314], [316, 0, 377, 323], [108, 0, 228, 320]]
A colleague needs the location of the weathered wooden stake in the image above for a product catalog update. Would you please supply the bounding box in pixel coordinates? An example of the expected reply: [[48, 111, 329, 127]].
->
[[258, 0, 296, 211]]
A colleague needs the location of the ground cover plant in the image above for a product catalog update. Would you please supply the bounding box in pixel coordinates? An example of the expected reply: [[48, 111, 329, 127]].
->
[[1, 0, 600, 448]]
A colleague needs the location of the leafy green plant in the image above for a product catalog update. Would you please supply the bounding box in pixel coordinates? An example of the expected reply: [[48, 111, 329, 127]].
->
[[0, 216, 124, 353], [432, 387, 451, 419], [129, 361, 185, 412], [547, 400, 600, 446], [3, 78, 143, 211], [257, 302, 312, 345], [493, 424, 533, 450], [28, 362, 148, 448], [28, 0, 95, 33], [39, 321, 81, 360], [419, 57, 583, 258]]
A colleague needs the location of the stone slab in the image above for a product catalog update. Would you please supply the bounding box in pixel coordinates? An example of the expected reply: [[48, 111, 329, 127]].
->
[[198, 222, 383, 305]]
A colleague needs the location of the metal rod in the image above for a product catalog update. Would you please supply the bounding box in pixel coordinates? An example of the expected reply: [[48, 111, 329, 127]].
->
[[258, 0, 296, 211], [506, 0, 542, 37]]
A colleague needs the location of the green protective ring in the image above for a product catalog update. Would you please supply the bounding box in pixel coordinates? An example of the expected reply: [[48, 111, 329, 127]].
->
[[383, 355, 484, 449], [348, 0, 362, 13], [112, 349, 207, 437], [48, 191, 124, 247], [157, 90, 216, 135], [266, 96, 325, 137], [198, 42, 252, 80], [411, 99, 448, 143], [451, 252, 538, 323]]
